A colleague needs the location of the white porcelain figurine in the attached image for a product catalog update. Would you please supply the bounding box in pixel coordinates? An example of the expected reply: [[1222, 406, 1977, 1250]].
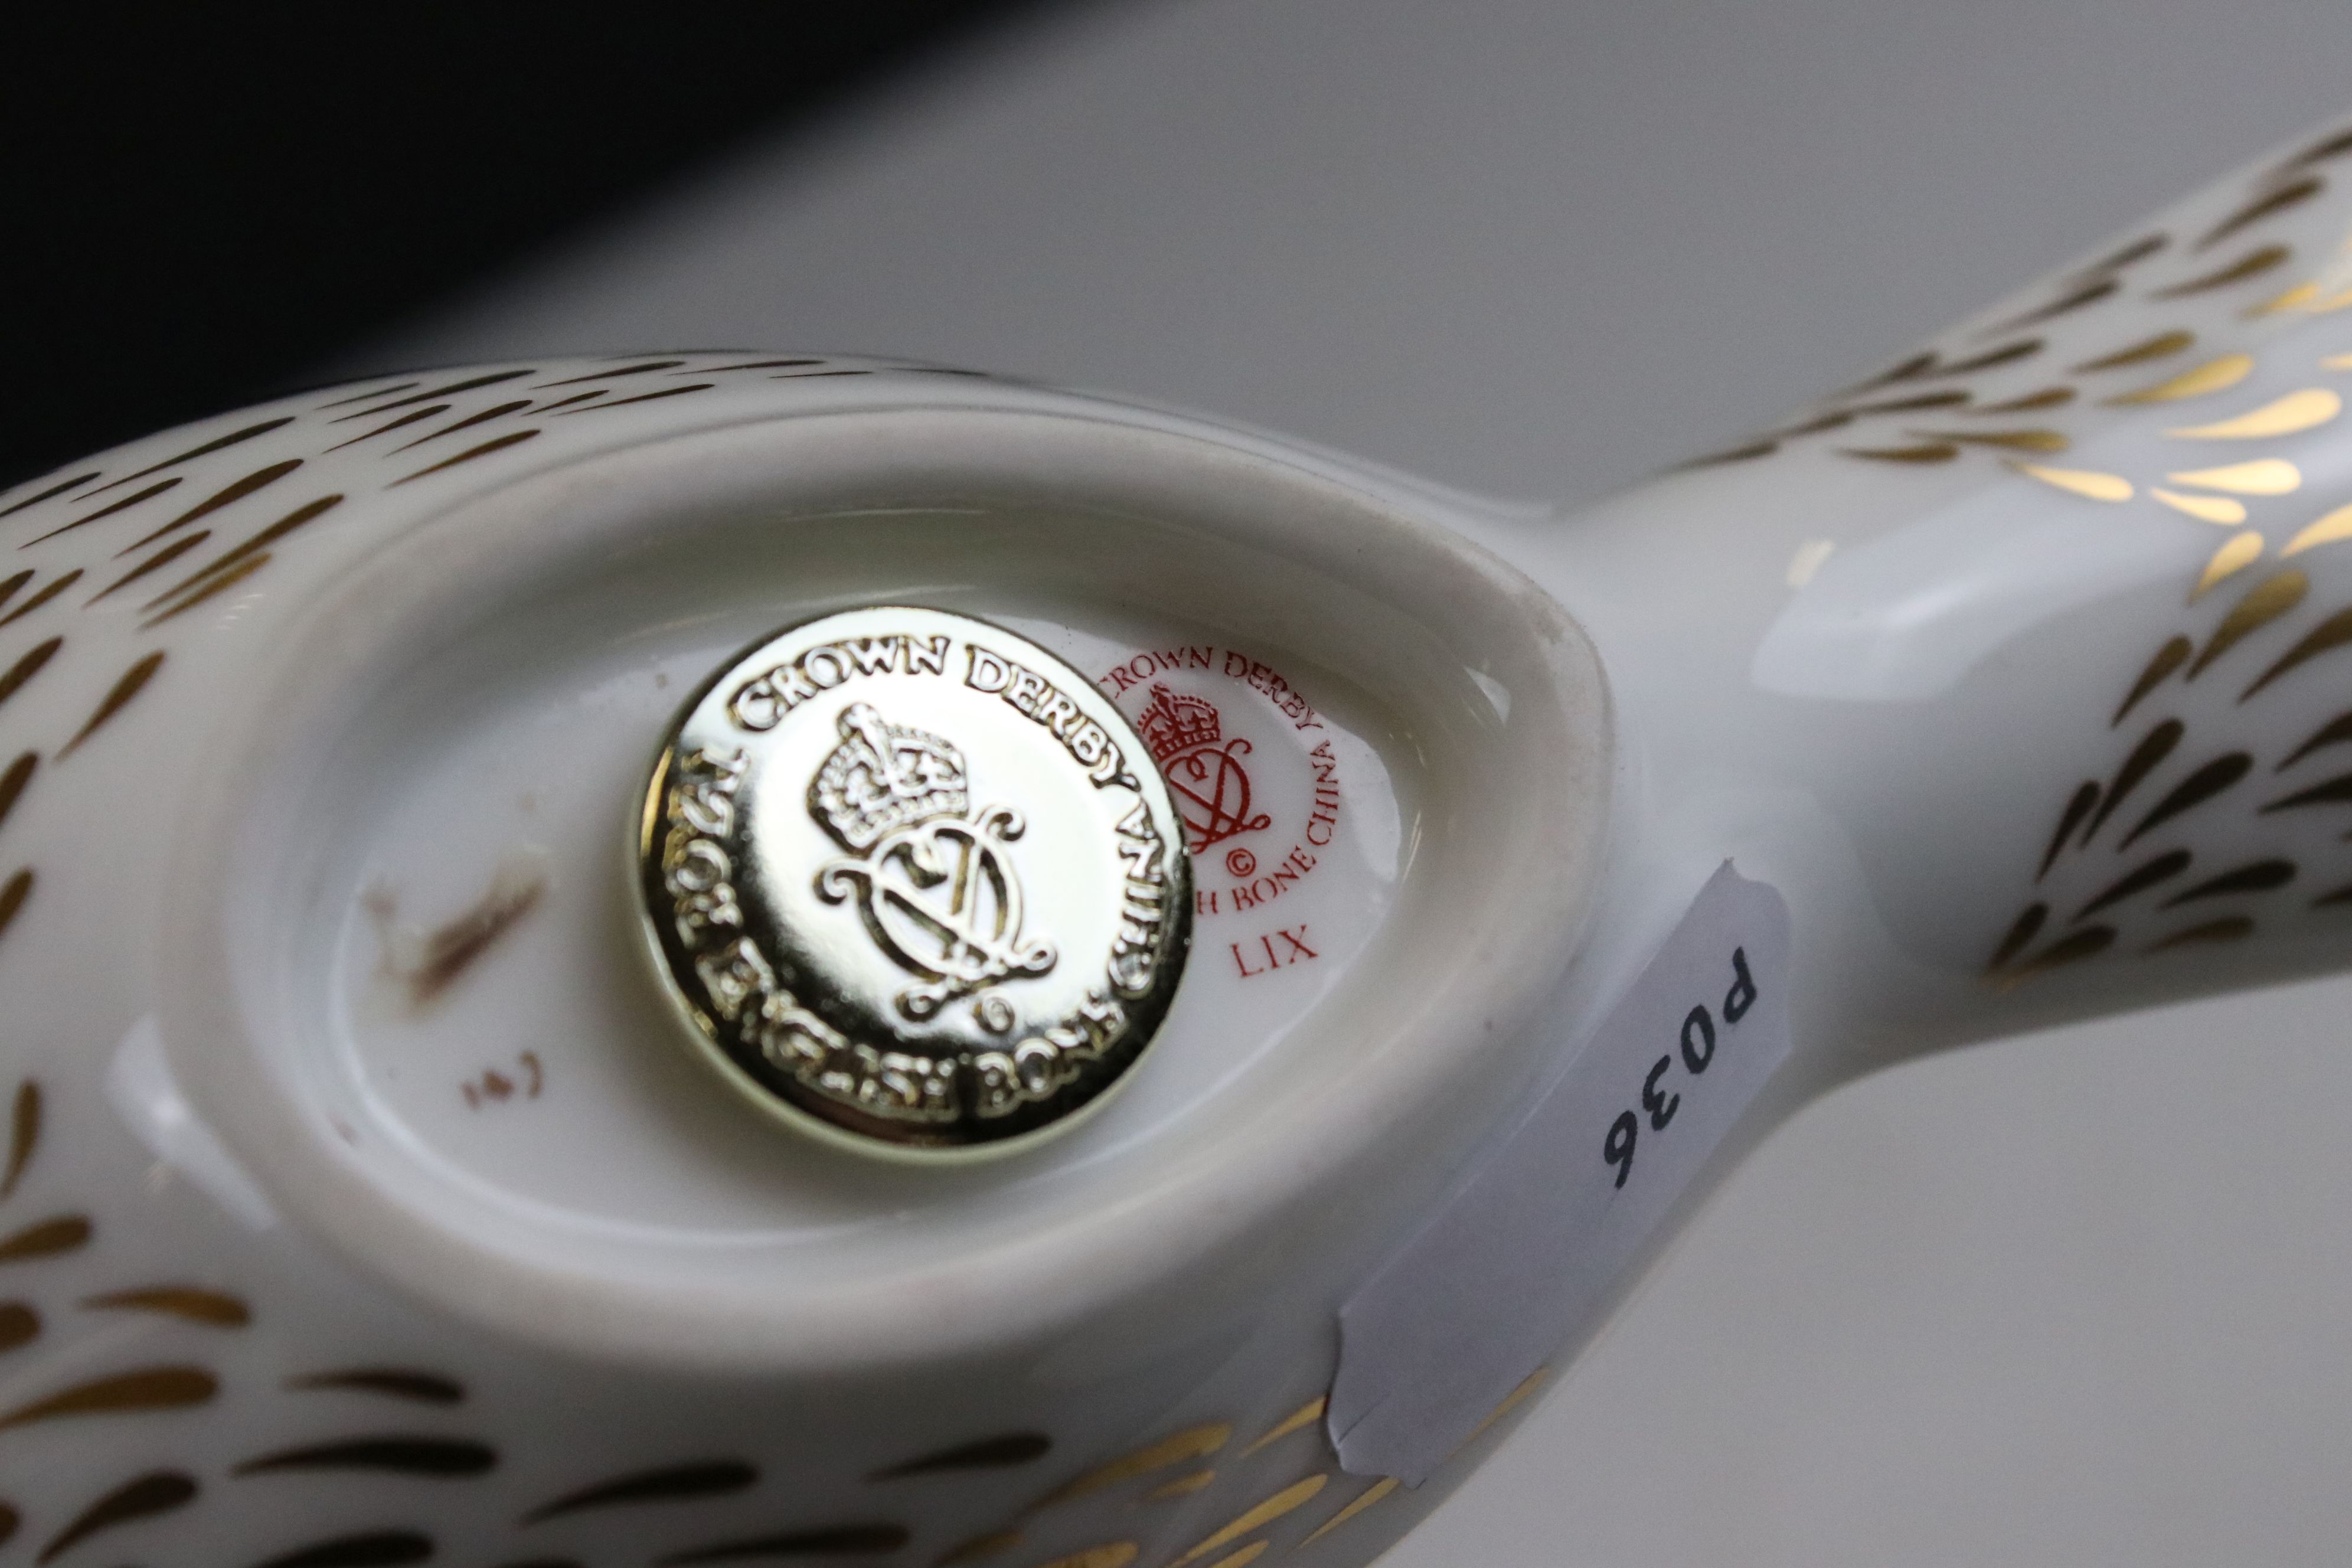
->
[[7, 109, 2352, 1568]]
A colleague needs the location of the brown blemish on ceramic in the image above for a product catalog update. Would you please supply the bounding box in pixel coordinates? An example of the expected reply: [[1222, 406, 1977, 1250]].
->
[[462, 1051, 544, 1110], [369, 852, 548, 1008]]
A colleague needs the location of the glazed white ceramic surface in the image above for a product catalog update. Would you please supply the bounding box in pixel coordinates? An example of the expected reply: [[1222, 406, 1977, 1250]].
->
[[10, 107, 2352, 1567]]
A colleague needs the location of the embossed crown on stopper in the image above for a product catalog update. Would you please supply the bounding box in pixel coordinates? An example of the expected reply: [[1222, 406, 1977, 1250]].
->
[[808, 703, 970, 852]]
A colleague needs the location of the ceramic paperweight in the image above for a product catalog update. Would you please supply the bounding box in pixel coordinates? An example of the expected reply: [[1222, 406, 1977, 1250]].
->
[[9, 110, 2352, 1567]]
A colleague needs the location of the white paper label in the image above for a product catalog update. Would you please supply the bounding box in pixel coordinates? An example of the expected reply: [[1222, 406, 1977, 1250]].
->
[[1328, 861, 1791, 1484]]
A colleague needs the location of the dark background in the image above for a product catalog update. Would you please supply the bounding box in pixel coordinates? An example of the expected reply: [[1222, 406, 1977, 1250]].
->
[[0, 5, 1057, 492]]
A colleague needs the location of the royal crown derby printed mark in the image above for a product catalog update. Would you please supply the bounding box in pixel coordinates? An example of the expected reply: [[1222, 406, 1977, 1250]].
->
[[641, 607, 1191, 1152], [1098, 645, 1343, 920]]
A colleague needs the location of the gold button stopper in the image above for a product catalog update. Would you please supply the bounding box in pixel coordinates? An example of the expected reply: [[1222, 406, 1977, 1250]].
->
[[637, 606, 1193, 1154]]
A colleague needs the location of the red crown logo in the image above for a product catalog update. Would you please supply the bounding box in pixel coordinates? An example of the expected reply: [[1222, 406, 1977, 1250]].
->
[[1137, 683, 1221, 762]]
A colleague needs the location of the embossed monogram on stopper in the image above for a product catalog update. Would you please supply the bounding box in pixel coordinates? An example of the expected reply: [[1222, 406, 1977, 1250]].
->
[[812, 703, 1057, 1035]]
